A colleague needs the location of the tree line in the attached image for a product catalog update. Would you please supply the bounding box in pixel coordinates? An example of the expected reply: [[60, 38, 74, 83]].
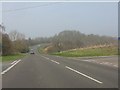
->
[[28, 30, 117, 53], [0, 24, 118, 55], [0, 24, 29, 56]]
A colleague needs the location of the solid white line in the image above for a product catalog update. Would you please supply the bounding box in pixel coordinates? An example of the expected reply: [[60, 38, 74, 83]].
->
[[11, 60, 17, 64], [1, 59, 21, 75], [65, 66, 103, 84], [51, 60, 60, 64]]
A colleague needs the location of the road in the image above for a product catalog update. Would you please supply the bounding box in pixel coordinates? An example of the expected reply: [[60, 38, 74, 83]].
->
[[2, 46, 118, 88]]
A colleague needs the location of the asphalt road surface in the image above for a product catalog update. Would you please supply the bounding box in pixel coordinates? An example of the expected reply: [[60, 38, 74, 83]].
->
[[2, 46, 118, 88]]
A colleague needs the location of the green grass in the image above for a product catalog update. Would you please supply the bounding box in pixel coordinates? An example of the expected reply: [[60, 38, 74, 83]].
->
[[1, 54, 26, 62], [52, 46, 118, 57], [38, 47, 44, 54]]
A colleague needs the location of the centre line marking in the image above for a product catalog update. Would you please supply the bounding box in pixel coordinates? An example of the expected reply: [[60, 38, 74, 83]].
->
[[65, 66, 103, 84], [41, 56, 60, 64], [41, 56, 49, 60], [1, 59, 21, 75], [51, 60, 60, 64]]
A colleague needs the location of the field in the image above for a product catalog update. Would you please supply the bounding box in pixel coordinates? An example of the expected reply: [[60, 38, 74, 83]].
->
[[1, 54, 26, 62], [52, 46, 118, 57]]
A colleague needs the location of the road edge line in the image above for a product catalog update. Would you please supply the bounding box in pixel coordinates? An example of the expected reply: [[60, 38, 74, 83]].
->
[[11, 60, 17, 65], [1, 59, 21, 75]]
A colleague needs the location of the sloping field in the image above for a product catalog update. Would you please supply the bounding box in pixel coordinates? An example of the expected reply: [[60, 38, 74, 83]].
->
[[52, 45, 118, 57]]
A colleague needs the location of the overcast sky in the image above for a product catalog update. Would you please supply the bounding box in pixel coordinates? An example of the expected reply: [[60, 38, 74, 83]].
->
[[1, 1, 118, 38]]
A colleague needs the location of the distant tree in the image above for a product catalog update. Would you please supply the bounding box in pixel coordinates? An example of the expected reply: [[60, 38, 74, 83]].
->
[[9, 30, 25, 41], [0, 24, 5, 55], [0, 31, 2, 55], [24, 30, 117, 53], [46, 30, 117, 53], [9, 30, 29, 53], [51, 30, 86, 51], [2, 34, 13, 56], [0, 23, 5, 33]]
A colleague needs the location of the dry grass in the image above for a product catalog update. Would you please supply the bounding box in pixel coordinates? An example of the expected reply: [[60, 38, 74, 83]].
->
[[52, 45, 118, 57]]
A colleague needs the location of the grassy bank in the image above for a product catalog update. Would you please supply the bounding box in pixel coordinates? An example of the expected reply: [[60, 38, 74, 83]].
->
[[38, 47, 45, 54], [38, 43, 50, 54], [52, 46, 118, 57], [1, 54, 26, 62]]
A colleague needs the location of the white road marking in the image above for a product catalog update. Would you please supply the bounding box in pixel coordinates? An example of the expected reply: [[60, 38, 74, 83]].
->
[[1, 59, 21, 75], [45, 57, 49, 60], [41, 55, 60, 64], [51, 60, 60, 64], [56, 56, 59, 57], [100, 63, 104, 64], [65, 66, 103, 84], [11, 60, 17, 64], [82, 60, 97, 62], [82, 60, 118, 68], [41, 56, 49, 60], [113, 65, 118, 67]]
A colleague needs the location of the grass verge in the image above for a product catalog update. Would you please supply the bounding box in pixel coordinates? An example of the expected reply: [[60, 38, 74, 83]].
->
[[38, 47, 44, 54], [52, 46, 118, 57], [1, 53, 26, 62]]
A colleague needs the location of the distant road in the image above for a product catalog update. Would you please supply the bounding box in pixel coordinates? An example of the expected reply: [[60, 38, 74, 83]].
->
[[2, 46, 118, 88]]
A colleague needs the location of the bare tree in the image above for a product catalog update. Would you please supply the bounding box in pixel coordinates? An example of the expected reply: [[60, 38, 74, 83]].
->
[[0, 23, 5, 33], [2, 34, 13, 55], [9, 30, 25, 41], [45, 30, 117, 53], [9, 30, 29, 53]]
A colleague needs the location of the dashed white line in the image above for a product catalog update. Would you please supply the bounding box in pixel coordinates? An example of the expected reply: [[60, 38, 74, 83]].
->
[[81, 60, 93, 62], [50, 60, 60, 64], [41, 55, 60, 64], [56, 56, 61, 58], [1, 59, 21, 75], [11, 60, 17, 64], [65, 66, 103, 84], [113, 65, 118, 67], [41, 56, 49, 60]]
